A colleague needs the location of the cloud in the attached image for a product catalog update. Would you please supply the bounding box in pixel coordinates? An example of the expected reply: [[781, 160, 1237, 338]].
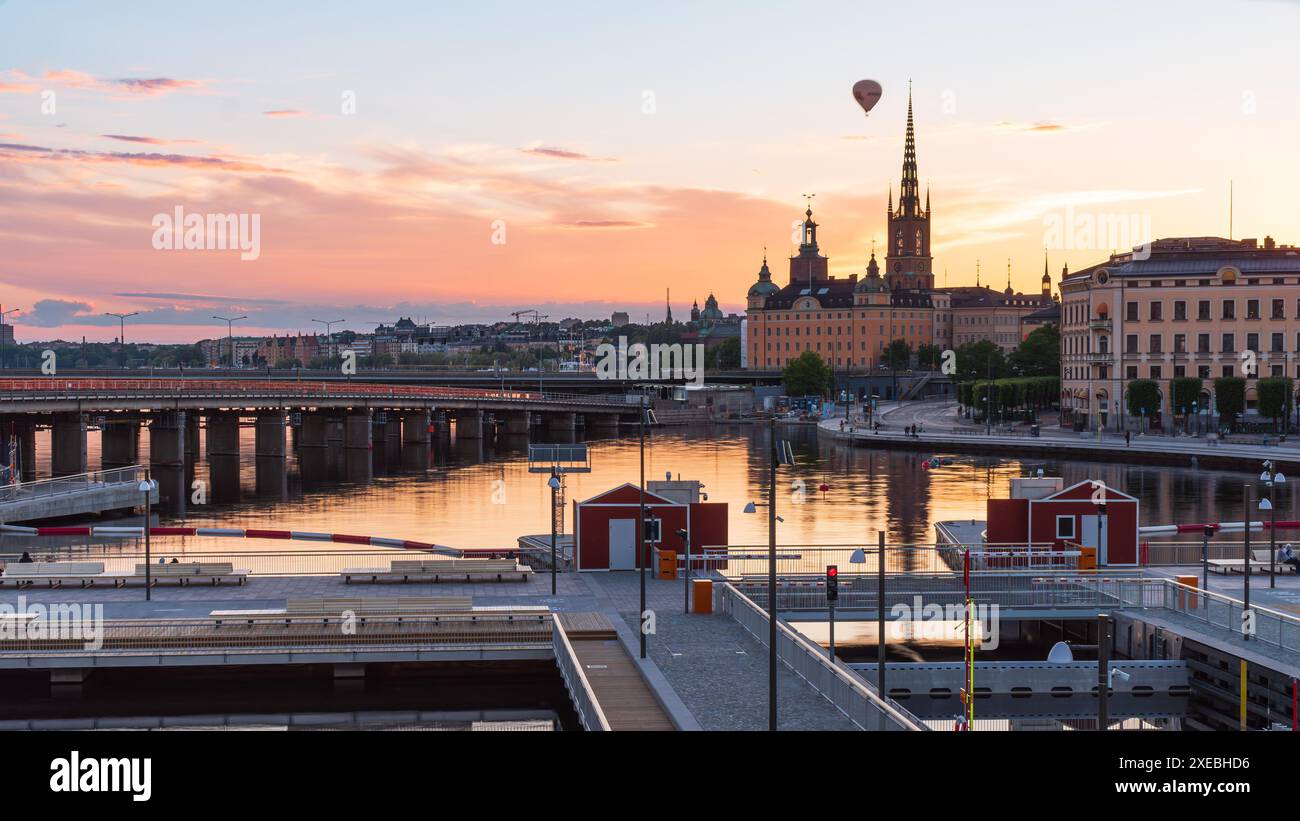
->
[[991, 121, 1099, 136], [0, 141, 285, 173], [114, 291, 291, 305], [519, 144, 616, 162], [42, 69, 204, 97], [24, 298, 97, 327], [262, 109, 309, 118], [559, 219, 651, 229], [0, 70, 39, 94], [100, 134, 199, 146]]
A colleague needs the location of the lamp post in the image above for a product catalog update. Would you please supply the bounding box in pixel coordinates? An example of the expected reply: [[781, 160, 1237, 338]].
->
[[1243, 483, 1252, 640], [638, 392, 647, 660], [743, 417, 784, 731], [1261, 461, 1287, 589], [105, 311, 139, 363], [138, 472, 157, 601], [0, 306, 19, 370], [548, 471, 560, 596], [312, 318, 345, 362], [213, 315, 247, 368]]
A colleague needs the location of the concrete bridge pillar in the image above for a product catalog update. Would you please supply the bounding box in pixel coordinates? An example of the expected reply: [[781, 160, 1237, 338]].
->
[[184, 414, 201, 460], [344, 409, 373, 482], [546, 412, 577, 434], [501, 411, 531, 436], [382, 412, 402, 466], [299, 412, 328, 449], [585, 413, 620, 434], [51, 413, 88, 477], [8, 418, 37, 481], [454, 410, 484, 440], [401, 410, 431, 445], [255, 411, 288, 498], [149, 410, 187, 514], [205, 412, 241, 458], [100, 420, 140, 471], [296, 411, 330, 484]]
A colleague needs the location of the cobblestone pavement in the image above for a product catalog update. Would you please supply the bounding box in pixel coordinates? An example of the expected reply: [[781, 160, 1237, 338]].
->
[[584, 572, 858, 731]]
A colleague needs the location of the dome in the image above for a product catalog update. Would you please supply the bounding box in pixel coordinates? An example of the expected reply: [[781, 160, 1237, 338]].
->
[[748, 255, 779, 297], [855, 253, 890, 292]]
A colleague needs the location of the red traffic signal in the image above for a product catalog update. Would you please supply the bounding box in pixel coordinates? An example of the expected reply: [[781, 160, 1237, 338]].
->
[[826, 565, 839, 603]]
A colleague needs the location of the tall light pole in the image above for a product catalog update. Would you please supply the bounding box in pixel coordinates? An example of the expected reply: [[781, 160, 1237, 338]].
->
[[0, 306, 19, 370], [138, 471, 157, 602], [548, 471, 560, 596], [312, 318, 345, 361], [213, 315, 247, 368], [1260, 461, 1287, 589], [638, 392, 647, 659], [105, 311, 139, 363]]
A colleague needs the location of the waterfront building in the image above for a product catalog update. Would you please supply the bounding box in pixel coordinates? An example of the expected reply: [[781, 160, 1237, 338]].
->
[[1060, 235, 1300, 431], [744, 88, 1052, 371]]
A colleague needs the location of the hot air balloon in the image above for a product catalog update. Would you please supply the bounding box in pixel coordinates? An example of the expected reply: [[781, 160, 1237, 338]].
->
[[851, 79, 882, 116]]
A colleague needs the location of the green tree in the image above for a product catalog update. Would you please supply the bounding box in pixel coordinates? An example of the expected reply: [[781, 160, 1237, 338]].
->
[[1257, 376, 1293, 432], [883, 339, 912, 371], [1170, 376, 1203, 416], [1126, 379, 1160, 420], [1008, 324, 1060, 377], [783, 350, 834, 398], [952, 340, 1007, 382], [714, 337, 741, 370], [1214, 376, 1246, 431], [916, 343, 941, 371]]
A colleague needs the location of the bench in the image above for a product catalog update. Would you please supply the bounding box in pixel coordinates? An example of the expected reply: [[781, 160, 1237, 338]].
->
[[209, 596, 475, 625], [132, 563, 247, 587], [0, 562, 107, 588], [0, 562, 248, 588], [341, 557, 532, 584]]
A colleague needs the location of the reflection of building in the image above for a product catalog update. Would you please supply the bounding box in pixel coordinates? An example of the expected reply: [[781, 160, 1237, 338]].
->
[[1060, 235, 1300, 431]]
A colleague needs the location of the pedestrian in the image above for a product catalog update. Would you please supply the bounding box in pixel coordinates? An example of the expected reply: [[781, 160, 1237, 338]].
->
[[18, 551, 33, 563], [1279, 544, 1300, 574], [1125, 430, 1131, 446]]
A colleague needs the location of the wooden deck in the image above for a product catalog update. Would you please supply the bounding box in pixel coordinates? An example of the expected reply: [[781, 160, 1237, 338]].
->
[[559, 612, 676, 731]]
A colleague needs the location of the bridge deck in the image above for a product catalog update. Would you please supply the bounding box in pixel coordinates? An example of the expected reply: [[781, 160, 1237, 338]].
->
[[565, 630, 676, 731]]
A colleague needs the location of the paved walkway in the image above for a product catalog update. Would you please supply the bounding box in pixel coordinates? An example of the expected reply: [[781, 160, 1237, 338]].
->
[[582, 572, 859, 731], [822, 400, 1300, 468]]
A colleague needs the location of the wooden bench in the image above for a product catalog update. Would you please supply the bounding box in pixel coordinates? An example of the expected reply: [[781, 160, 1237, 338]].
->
[[341, 557, 532, 584]]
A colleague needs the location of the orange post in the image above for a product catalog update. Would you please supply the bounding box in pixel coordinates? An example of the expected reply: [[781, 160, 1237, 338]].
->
[[692, 579, 713, 614], [657, 547, 677, 581], [1078, 547, 1097, 571], [1175, 574, 1199, 609]]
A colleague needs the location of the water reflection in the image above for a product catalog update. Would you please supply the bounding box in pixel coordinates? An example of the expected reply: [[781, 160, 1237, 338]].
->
[[14, 423, 1289, 553]]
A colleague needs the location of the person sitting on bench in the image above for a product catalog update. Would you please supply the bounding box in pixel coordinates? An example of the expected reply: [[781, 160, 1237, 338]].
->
[[1278, 544, 1300, 573]]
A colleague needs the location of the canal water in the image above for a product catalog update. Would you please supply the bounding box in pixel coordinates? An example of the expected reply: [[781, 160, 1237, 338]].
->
[[15, 423, 1295, 554]]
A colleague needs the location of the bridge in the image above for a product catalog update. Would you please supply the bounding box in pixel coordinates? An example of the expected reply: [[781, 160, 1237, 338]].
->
[[0, 378, 639, 514]]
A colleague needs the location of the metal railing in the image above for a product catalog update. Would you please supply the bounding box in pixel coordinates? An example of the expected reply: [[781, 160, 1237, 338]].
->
[[1151, 578, 1300, 654], [0, 378, 629, 408], [0, 611, 554, 656], [737, 570, 1155, 613], [706, 544, 1075, 580], [552, 620, 611, 731], [718, 582, 927, 731], [1142, 540, 1282, 566], [0, 465, 145, 504], [0, 547, 520, 577]]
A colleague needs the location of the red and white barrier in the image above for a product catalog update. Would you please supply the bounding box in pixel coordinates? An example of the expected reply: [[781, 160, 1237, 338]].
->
[[0, 523, 468, 556]]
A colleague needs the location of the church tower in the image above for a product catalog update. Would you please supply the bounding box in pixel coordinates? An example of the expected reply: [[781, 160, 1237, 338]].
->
[[885, 85, 934, 291]]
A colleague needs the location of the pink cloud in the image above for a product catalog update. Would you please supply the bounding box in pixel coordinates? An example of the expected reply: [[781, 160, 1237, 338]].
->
[[262, 109, 309, 118], [39, 69, 205, 97]]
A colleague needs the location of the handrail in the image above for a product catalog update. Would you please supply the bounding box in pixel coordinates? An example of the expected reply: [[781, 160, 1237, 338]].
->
[[719, 582, 927, 731], [0, 465, 145, 503], [552, 620, 611, 731]]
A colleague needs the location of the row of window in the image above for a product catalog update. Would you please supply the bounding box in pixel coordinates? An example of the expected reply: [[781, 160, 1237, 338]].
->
[[761, 325, 926, 337], [1117, 297, 1298, 322], [1064, 363, 1299, 381]]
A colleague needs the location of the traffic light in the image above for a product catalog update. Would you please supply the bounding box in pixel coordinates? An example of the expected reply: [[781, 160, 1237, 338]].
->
[[826, 565, 839, 603]]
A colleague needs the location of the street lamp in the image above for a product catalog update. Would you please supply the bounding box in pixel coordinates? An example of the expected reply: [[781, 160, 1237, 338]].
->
[[138, 474, 158, 601], [548, 472, 560, 595], [213, 315, 247, 368], [105, 312, 140, 362], [312, 318, 345, 360], [742, 416, 789, 731], [1260, 461, 1287, 588]]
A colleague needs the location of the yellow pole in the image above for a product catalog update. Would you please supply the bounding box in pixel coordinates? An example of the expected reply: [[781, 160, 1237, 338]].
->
[[1239, 659, 1248, 731]]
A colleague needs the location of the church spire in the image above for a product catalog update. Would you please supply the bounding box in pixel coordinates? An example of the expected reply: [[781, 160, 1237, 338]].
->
[[899, 80, 920, 218]]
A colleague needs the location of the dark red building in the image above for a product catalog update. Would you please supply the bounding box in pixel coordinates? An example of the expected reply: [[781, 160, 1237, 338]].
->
[[573, 483, 729, 571], [986, 479, 1139, 566]]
